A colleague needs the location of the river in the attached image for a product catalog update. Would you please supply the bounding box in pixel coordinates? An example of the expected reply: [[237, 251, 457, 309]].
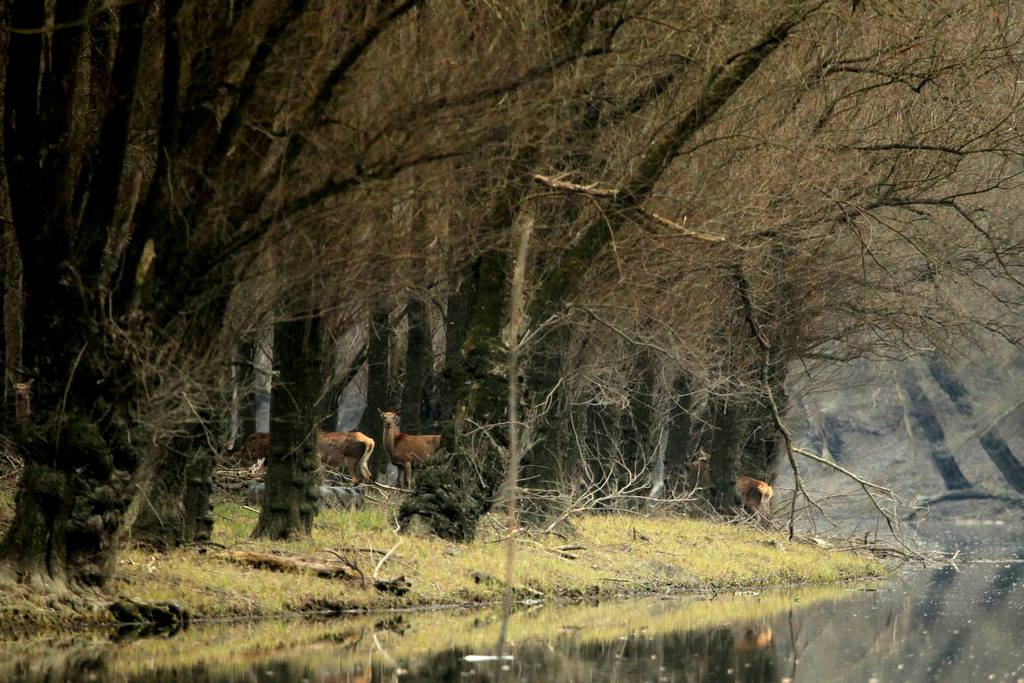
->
[[1, 562, 1021, 682]]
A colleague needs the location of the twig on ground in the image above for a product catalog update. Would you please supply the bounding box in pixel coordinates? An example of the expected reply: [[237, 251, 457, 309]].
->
[[373, 539, 404, 581]]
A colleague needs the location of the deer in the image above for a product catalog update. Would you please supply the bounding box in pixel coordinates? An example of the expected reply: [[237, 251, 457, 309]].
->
[[735, 475, 773, 518], [685, 451, 772, 518], [226, 430, 374, 484], [317, 431, 375, 485], [223, 431, 271, 467], [685, 449, 711, 489], [379, 410, 441, 488], [736, 625, 773, 651]]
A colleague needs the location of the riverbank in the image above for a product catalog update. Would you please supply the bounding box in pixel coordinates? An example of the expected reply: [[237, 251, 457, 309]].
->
[[0, 583, 867, 679], [0, 502, 883, 633]]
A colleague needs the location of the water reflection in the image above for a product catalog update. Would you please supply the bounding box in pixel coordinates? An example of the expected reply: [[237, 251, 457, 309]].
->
[[1, 564, 1021, 682]]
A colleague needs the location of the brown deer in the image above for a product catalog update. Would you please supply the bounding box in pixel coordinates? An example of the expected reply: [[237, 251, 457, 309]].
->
[[379, 410, 441, 488], [735, 475, 773, 517], [223, 431, 271, 466], [684, 449, 711, 488], [226, 430, 374, 484], [317, 431, 375, 484], [736, 625, 773, 651]]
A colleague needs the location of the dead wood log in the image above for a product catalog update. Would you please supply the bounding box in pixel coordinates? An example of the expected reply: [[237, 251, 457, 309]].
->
[[220, 550, 364, 581], [219, 550, 413, 595]]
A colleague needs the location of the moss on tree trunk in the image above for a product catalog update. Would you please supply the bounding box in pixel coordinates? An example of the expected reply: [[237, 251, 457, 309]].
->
[[4, 409, 138, 588], [398, 250, 510, 541], [130, 420, 218, 548]]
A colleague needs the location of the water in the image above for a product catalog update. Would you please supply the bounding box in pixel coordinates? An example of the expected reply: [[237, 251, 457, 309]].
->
[[2, 563, 1022, 682]]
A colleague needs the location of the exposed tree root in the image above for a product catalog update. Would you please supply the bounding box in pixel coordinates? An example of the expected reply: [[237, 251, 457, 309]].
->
[[108, 598, 189, 630]]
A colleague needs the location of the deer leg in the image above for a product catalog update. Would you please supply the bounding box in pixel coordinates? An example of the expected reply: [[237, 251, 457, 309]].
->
[[404, 462, 413, 489], [358, 442, 373, 484]]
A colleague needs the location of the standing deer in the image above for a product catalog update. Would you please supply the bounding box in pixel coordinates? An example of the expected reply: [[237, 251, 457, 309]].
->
[[685, 449, 711, 488], [735, 475, 773, 517], [379, 410, 441, 488], [226, 430, 374, 484], [317, 431, 375, 484]]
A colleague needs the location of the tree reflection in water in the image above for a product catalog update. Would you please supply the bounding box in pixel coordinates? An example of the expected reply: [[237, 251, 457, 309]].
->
[[2, 564, 1022, 682]]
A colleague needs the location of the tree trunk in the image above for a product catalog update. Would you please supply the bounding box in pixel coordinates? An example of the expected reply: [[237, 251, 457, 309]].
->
[[732, 262, 786, 485], [438, 262, 477, 428], [129, 416, 219, 548], [398, 248, 509, 541], [521, 334, 572, 486], [703, 383, 785, 512], [0, 275, 4, 432], [399, 296, 432, 433], [254, 312, 323, 539], [320, 343, 366, 432], [2, 223, 23, 431], [0, 0, 153, 590], [620, 356, 657, 480], [183, 448, 215, 543], [130, 447, 188, 548], [130, 289, 233, 548], [235, 339, 258, 443], [705, 395, 745, 510], [665, 374, 693, 482], [1, 277, 141, 588], [647, 375, 673, 500], [358, 306, 390, 480], [738, 397, 781, 483]]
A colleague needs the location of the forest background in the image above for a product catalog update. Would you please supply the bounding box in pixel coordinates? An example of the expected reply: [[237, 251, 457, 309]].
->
[[2, 0, 1024, 594]]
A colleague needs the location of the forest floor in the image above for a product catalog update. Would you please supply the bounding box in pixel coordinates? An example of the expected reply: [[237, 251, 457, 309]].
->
[[0, 492, 883, 635]]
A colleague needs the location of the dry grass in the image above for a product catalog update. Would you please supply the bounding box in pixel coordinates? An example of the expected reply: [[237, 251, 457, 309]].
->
[[109, 502, 883, 622]]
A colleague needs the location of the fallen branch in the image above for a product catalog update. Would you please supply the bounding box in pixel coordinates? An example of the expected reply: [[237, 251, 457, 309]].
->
[[788, 445, 925, 560], [330, 546, 393, 556], [220, 550, 364, 582], [373, 539, 404, 581], [526, 539, 583, 560], [109, 598, 189, 629], [904, 489, 1024, 521]]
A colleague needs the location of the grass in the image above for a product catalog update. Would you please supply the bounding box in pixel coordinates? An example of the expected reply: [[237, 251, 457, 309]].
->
[[106, 502, 882, 623], [0, 494, 883, 635]]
